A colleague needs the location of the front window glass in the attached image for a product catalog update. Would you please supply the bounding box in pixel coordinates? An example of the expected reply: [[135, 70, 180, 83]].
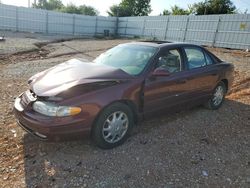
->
[[156, 49, 181, 73], [94, 44, 157, 75]]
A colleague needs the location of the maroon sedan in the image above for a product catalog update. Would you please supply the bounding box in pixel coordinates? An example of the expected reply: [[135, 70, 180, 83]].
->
[[14, 42, 234, 149]]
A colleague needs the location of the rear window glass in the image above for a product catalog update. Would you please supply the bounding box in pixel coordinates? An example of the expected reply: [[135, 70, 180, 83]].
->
[[204, 52, 213, 65], [184, 48, 206, 69]]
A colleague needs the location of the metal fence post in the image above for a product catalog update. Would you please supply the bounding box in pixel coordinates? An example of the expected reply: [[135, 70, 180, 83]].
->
[[212, 16, 221, 47], [45, 11, 48, 34], [115, 17, 119, 36], [183, 16, 189, 42], [15, 7, 19, 31], [125, 18, 128, 36], [164, 16, 169, 40], [141, 17, 146, 37], [72, 14, 75, 35], [95, 16, 98, 36], [247, 14, 250, 50]]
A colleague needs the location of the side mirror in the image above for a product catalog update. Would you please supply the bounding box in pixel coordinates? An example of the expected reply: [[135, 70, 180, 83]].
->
[[152, 67, 170, 77]]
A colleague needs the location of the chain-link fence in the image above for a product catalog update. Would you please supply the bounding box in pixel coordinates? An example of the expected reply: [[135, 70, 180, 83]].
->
[[0, 4, 249, 49]]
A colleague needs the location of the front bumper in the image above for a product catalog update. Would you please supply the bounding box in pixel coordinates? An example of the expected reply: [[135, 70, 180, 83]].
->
[[13, 93, 93, 141], [16, 119, 48, 140]]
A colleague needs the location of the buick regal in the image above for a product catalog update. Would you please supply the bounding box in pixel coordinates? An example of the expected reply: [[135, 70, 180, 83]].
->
[[14, 42, 234, 149]]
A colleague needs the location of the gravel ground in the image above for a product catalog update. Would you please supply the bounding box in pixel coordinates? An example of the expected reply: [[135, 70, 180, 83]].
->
[[0, 34, 249, 188]]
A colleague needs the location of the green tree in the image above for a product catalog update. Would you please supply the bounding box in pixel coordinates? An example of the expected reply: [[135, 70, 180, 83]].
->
[[108, 0, 152, 17], [171, 5, 189, 15], [163, 5, 191, 15], [60, 4, 80, 14], [193, 0, 236, 15], [78, 5, 99, 16], [162, 9, 171, 15], [107, 5, 120, 16], [33, 0, 63, 10], [60, 4, 98, 15], [107, 4, 132, 17], [33, 0, 98, 16]]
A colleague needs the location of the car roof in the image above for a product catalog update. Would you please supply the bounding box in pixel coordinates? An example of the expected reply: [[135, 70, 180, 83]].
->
[[127, 41, 203, 49]]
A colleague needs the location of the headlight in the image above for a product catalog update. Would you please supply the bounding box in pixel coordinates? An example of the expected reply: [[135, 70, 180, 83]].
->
[[33, 101, 81, 117]]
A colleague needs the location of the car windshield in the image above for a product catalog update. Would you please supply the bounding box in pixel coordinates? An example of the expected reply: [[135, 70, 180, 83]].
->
[[93, 44, 158, 75]]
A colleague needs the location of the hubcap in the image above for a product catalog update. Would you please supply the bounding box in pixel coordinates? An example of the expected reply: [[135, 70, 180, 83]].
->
[[102, 111, 129, 143], [212, 86, 224, 106]]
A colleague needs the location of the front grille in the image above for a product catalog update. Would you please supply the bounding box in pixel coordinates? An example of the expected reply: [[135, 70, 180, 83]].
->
[[20, 93, 29, 107], [29, 89, 37, 98], [20, 90, 37, 108]]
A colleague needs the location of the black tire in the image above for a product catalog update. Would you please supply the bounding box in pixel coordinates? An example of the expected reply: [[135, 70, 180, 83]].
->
[[205, 81, 226, 110], [92, 102, 134, 149]]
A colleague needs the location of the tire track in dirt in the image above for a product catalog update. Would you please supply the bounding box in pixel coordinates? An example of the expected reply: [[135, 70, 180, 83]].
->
[[0, 40, 109, 66]]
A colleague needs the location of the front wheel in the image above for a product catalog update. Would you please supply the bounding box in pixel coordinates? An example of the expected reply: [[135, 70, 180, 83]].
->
[[205, 82, 226, 110], [92, 102, 134, 149]]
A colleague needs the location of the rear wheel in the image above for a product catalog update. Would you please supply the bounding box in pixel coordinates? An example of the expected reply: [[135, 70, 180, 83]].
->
[[205, 82, 226, 110], [92, 102, 134, 149]]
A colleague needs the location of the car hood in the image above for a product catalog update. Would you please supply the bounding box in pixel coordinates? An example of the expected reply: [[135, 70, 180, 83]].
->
[[29, 59, 133, 96]]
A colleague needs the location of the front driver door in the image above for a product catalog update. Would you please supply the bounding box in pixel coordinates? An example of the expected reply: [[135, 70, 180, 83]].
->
[[143, 48, 190, 114]]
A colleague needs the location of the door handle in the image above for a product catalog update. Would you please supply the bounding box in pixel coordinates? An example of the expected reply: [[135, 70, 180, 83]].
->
[[176, 79, 186, 84], [187, 76, 195, 80], [210, 73, 217, 76]]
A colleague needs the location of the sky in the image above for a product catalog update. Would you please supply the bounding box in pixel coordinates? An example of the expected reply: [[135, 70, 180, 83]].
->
[[1, 0, 250, 15]]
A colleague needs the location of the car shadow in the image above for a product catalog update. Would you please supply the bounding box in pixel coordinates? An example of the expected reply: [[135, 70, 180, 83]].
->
[[22, 99, 250, 187]]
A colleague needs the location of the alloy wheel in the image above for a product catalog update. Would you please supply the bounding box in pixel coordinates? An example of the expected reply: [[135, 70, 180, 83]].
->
[[102, 111, 129, 143], [212, 85, 224, 106]]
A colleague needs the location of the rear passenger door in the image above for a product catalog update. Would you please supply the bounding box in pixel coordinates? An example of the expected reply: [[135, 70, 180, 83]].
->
[[182, 46, 219, 98]]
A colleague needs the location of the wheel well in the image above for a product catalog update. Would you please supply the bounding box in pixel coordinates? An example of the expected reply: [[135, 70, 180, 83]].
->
[[117, 100, 139, 124], [221, 79, 228, 93]]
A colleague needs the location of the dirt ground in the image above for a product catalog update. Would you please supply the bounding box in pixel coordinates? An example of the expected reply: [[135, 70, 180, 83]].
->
[[0, 33, 249, 188]]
